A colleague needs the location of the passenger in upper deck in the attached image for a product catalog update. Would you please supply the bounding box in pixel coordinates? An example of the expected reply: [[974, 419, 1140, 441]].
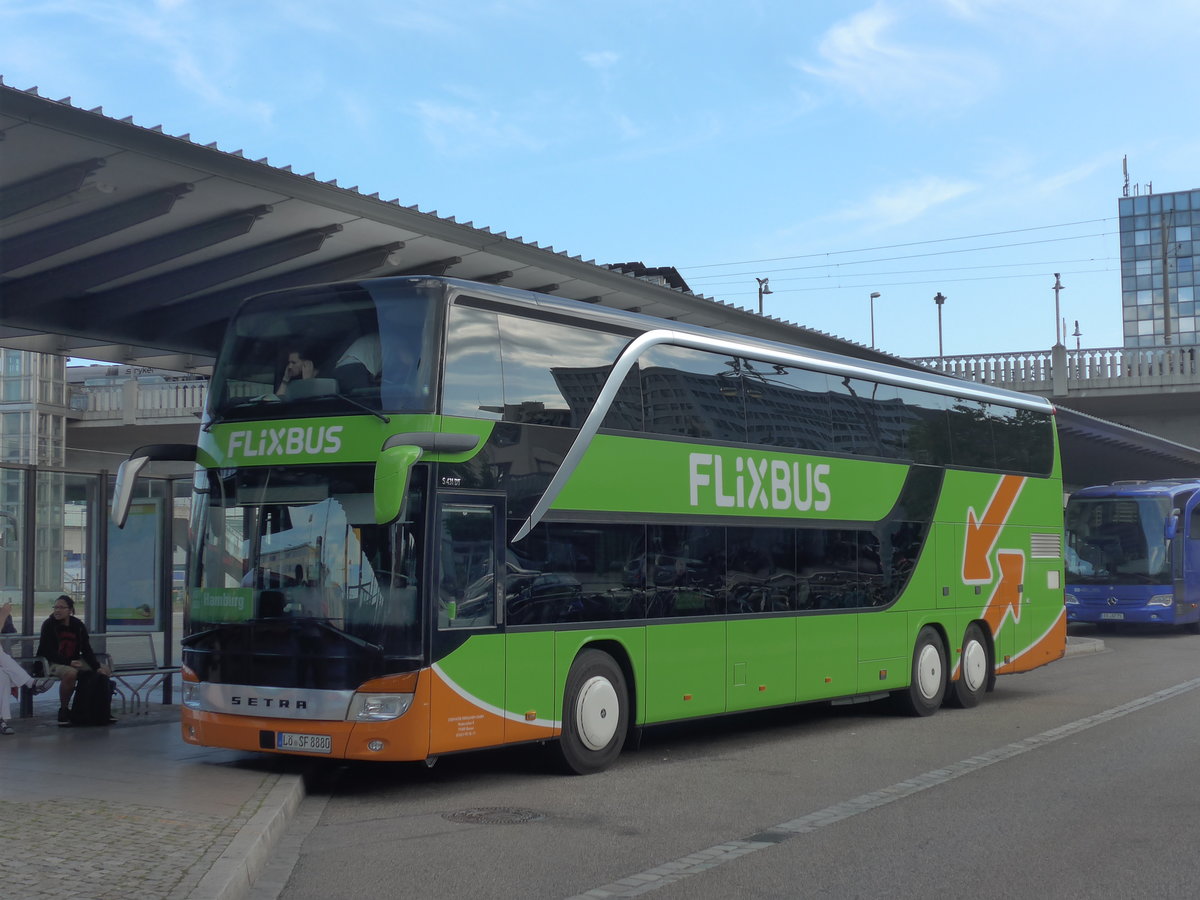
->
[[332, 334, 382, 392], [276, 349, 318, 397]]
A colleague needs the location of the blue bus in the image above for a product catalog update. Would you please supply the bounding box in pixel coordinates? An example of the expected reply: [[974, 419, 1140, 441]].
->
[[1064, 478, 1200, 631]]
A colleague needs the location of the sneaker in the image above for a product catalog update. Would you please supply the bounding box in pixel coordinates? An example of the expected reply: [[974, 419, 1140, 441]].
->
[[57, 706, 71, 726], [0, 720, 13, 735], [31, 677, 55, 695]]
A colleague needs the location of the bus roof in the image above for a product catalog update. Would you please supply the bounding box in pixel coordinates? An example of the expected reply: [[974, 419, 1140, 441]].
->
[[436, 277, 1055, 412], [231, 274, 1056, 414], [1069, 478, 1200, 499]]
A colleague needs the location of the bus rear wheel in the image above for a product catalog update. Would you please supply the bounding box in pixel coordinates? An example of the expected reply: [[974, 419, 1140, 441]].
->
[[946, 623, 990, 709], [556, 649, 629, 775], [893, 627, 946, 716]]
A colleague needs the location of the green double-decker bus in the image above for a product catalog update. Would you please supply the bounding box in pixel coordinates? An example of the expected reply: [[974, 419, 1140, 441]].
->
[[114, 276, 1066, 773]]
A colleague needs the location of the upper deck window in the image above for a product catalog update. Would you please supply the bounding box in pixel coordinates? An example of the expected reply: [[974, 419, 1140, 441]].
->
[[209, 279, 440, 420]]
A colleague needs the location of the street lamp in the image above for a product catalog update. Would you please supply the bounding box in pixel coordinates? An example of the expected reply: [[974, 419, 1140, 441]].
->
[[869, 292, 881, 348], [934, 292, 947, 360], [756, 277, 772, 315], [1052, 273, 1065, 347]]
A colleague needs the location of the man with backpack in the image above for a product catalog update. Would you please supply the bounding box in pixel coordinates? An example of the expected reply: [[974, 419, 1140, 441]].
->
[[35, 594, 115, 726]]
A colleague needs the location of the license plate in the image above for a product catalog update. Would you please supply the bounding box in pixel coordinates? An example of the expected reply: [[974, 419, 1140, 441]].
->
[[277, 732, 332, 754], [1100, 612, 1124, 620]]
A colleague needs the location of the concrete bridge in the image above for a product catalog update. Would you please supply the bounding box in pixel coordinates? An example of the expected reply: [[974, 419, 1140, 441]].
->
[[915, 344, 1200, 450]]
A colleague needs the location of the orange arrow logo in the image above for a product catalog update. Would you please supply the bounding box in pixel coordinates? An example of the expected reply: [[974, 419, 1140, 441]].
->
[[984, 550, 1025, 634], [963, 475, 1025, 583]]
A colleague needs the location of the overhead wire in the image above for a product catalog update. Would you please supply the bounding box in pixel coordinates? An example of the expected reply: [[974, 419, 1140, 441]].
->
[[762, 266, 1118, 294], [677, 215, 1121, 299], [686, 230, 1118, 283], [677, 216, 1118, 272], [695, 256, 1118, 289]]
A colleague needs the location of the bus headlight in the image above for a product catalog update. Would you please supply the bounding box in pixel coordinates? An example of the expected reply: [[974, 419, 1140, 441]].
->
[[1064, 594, 1079, 605], [348, 693, 414, 721], [1148, 594, 1174, 607], [182, 682, 202, 710]]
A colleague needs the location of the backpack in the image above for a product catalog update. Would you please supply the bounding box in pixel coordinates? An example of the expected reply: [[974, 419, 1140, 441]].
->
[[70, 670, 114, 726]]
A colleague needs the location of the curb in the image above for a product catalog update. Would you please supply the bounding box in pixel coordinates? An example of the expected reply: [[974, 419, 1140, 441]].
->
[[188, 772, 307, 900], [1064, 636, 1106, 657]]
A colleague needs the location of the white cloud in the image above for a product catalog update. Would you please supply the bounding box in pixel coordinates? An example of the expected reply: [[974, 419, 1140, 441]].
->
[[1030, 156, 1112, 196], [798, 2, 997, 112], [612, 112, 642, 141], [1, 0, 276, 125], [582, 50, 620, 70], [414, 98, 548, 155], [842, 175, 978, 228]]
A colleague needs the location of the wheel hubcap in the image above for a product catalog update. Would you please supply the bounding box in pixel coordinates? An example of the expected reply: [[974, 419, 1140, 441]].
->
[[916, 643, 942, 700], [961, 639, 987, 692], [575, 675, 619, 751]]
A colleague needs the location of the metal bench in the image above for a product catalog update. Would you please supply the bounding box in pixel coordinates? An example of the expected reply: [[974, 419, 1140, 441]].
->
[[4, 630, 179, 715], [85, 632, 180, 715]]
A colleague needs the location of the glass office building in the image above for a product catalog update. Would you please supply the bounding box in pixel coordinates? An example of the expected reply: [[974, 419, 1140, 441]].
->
[[1120, 188, 1200, 348]]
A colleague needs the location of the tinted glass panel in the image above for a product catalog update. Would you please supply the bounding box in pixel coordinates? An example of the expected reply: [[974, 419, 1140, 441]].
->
[[1008, 408, 1054, 475], [796, 528, 861, 609], [443, 305, 503, 419], [498, 315, 627, 427], [896, 389, 952, 465], [746, 364, 833, 452], [211, 280, 438, 419], [437, 505, 496, 629], [640, 346, 747, 443], [599, 366, 644, 432], [948, 399, 997, 469], [727, 526, 799, 612], [645, 524, 726, 617], [829, 376, 885, 457], [506, 522, 644, 624]]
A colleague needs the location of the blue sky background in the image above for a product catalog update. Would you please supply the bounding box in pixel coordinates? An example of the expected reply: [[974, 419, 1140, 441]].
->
[[2, 0, 1198, 359]]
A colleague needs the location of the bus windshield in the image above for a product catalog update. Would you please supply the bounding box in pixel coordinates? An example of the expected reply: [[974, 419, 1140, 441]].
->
[[186, 463, 425, 680], [1065, 496, 1172, 584], [208, 278, 441, 419]]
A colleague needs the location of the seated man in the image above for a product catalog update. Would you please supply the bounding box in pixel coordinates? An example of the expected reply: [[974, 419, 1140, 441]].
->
[[0, 601, 54, 734], [276, 348, 318, 397], [35, 595, 112, 726], [332, 334, 382, 392]]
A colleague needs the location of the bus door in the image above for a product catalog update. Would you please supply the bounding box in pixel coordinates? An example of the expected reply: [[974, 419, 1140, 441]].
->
[[934, 523, 962, 611], [428, 495, 506, 755], [1175, 493, 1200, 621]]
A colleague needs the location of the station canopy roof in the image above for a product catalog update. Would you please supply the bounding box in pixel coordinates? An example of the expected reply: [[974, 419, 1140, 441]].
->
[[1, 80, 904, 374]]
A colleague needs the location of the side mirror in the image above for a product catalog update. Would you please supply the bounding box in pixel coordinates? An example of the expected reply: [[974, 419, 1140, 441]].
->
[[1166, 508, 1181, 541], [374, 444, 422, 524], [112, 444, 197, 528]]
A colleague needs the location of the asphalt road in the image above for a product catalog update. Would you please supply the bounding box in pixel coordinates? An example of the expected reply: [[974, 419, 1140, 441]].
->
[[258, 624, 1200, 900]]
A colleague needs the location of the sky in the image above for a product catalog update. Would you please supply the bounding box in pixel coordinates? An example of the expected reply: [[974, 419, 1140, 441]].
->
[[2, 0, 1199, 361]]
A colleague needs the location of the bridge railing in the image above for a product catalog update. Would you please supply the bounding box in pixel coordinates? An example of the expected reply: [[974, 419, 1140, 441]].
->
[[912, 345, 1200, 394], [69, 379, 208, 423]]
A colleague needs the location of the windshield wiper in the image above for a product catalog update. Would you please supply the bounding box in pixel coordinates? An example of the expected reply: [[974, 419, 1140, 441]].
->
[[331, 392, 390, 423], [291, 391, 391, 423]]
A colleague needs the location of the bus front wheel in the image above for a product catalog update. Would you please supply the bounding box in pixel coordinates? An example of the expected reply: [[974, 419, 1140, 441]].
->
[[946, 623, 990, 709], [556, 649, 629, 775], [894, 627, 946, 716]]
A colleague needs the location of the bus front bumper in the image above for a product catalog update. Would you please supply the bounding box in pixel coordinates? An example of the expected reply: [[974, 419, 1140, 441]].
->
[[1066, 601, 1199, 626], [180, 679, 435, 762]]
